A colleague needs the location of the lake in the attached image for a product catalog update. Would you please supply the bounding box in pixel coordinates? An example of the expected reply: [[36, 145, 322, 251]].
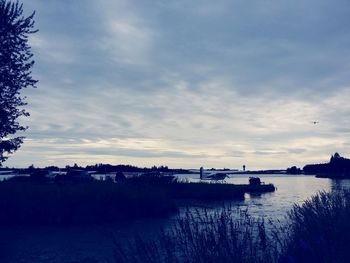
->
[[0, 174, 349, 263], [177, 173, 350, 220]]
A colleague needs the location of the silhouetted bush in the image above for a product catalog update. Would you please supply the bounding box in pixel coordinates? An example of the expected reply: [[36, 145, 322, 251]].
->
[[115, 171, 126, 182], [282, 191, 350, 263], [126, 173, 176, 185], [55, 169, 94, 183], [286, 166, 302, 174]]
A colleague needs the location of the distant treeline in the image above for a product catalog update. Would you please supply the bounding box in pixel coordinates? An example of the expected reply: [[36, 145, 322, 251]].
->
[[284, 152, 350, 177], [85, 164, 192, 174], [2, 164, 193, 174]]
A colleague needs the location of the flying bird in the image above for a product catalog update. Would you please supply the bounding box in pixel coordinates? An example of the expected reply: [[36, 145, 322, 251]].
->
[[311, 121, 319, 125]]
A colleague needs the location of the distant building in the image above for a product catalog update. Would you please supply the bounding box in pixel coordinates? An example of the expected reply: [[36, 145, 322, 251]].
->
[[200, 167, 204, 179]]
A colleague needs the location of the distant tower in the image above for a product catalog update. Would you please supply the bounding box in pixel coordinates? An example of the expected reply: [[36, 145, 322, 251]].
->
[[243, 165, 246, 172], [200, 167, 204, 179]]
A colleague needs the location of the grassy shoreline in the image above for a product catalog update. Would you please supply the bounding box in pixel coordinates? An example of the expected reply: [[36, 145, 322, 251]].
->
[[0, 176, 275, 225]]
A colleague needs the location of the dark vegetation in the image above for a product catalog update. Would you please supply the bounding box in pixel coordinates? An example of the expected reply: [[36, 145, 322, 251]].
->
[[125, 173, 274, 200], [85, 164, 192, 174], [114, 190, 350, 263], [114, 208, 277, 263], [0, 173, 274, 225], [303, 152, 350, 178], [0, 0, 37, 163], [2, 163, 193, 176], [283, 190, 350, 263], [286, 166, 302, 174], [0, 180, 176, 225]]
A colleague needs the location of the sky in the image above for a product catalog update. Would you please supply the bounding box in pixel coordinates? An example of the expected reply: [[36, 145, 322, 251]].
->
[[5, 0, 350, 169]]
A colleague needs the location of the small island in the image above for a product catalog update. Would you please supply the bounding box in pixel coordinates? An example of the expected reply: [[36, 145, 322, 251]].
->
[[303, 152, 350, 178]]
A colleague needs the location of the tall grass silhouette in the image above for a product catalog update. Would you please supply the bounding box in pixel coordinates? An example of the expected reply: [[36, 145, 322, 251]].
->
[[114, 207, 281, 263], [114, 190, 350, 263]]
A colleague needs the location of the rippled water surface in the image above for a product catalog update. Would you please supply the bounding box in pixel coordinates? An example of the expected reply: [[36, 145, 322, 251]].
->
[[1, 174, 350, 263]]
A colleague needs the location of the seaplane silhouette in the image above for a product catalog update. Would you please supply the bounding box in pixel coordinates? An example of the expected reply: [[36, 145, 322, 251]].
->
[[199, 167, 228, 181]]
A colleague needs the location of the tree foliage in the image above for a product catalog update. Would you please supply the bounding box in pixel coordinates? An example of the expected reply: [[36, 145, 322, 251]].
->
[[0, 0, 37, 164]]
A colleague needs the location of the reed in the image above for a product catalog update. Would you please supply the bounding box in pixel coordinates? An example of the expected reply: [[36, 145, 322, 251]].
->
[[113, 207, 280, 263], [282, 190, 350, 263], [114, 190, 350, 263]]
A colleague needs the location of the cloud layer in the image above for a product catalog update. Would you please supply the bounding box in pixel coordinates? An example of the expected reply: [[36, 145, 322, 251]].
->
[[5, 0, 350, 169]]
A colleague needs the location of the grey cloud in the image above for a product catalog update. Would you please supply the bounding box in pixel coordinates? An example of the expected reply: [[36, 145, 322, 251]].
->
[[5, 0, 350, 169], [287, 148, 306, 154]]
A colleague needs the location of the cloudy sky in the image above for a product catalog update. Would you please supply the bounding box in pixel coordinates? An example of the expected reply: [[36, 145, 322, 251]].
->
[[5, 0, 350, 169]]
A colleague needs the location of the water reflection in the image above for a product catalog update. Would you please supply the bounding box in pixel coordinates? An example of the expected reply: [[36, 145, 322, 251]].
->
[[176, 173, 350, 220], [330, 178, 350, 192], [248, 192, 263, 198]]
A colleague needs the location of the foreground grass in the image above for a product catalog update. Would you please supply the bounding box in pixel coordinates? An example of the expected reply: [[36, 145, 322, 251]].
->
[[283, 190, 350, 263], [114, 208, 279, 263], [114, 190, 350, 263]]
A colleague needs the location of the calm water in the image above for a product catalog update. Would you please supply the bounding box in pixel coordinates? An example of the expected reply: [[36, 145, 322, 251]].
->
[[1, 174, 350, 263], [177, 173, 350, 220]]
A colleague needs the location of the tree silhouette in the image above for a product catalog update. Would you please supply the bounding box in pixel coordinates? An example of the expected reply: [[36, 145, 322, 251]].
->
[[0, 0, 37, 164]]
